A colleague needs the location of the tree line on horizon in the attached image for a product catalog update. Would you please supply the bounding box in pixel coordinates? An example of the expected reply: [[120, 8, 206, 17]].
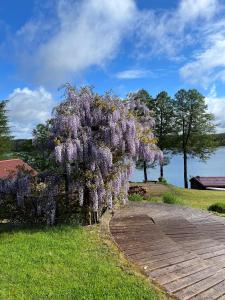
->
[[0, 88, 218, 189]]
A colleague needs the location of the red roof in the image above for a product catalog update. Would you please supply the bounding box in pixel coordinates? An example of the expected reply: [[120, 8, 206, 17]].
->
[[191, 176, 225, 187], [0, 159, 37, 179]]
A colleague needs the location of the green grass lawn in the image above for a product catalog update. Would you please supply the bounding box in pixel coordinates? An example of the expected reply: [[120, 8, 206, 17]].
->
[[170, 186, 225, 210], [3, 184, 224, 300], [130, 182, 225, 212], [0, 224, 166, 300]]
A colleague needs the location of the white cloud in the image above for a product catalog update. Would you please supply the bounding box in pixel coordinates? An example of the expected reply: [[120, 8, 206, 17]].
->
[[116, 69, 151, 79], [178, 0, 218, 22], [180, 29, 225, 85], [15, 0, 137, 86], [5, 0, 225, 88], [206, 85, 225, 132], [177, 2, 225, 86], [137, 0, 219, 58], [7, 87, 54, 138]]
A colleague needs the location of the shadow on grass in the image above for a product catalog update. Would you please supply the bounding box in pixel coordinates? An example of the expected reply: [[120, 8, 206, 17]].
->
[[0, 222, 81, 235], [0, 222, 50, 234]]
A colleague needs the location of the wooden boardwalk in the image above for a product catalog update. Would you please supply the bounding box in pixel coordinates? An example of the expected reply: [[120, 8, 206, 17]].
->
[[110, 202, 225, 300]]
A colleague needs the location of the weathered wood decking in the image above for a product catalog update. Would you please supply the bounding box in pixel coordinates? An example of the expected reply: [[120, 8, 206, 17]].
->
[[110, 202, 225, 300]]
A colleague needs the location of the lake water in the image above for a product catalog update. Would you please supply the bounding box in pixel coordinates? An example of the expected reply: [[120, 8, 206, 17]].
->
[[130, 147, 225, 188]]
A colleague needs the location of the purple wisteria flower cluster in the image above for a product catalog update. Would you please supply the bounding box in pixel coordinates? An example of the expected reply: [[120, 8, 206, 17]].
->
[[0, 167, 32, 207], [0, 167, 60, 225], [52, 85, 163, 218]]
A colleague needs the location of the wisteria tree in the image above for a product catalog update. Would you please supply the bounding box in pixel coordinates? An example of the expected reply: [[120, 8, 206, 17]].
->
[[52, 85, 162, 223], [0, 85, 162, 225]]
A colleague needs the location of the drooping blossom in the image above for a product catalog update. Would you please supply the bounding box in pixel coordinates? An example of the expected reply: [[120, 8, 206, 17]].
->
[[50, 85, 161, 217]]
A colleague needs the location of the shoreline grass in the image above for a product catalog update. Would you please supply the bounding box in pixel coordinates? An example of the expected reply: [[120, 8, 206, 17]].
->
[[130, 182, 225, 212], [170, 185, 225, 210]]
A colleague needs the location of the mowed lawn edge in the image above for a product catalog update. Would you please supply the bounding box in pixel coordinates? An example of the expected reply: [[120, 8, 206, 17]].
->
[[0, 219, 167, 300], [130, 182, 225, 212]]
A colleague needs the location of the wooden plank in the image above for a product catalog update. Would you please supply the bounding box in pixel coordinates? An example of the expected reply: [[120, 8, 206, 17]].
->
[[201, 248, 225, 259], [127, 248, 183, 260], [195, 244, 225, 255], [144, 253, 197, 271], [134, 246, 183, 257], [156, 264, 209, 285], [146, 250, 186, 262], [149, 258, 202, 278], [119, 240, 176, 252], [206, 253, 225, 263], [193, 280, 225, 300], [175, 271, 225, 300], [164, 266, 218, 293]]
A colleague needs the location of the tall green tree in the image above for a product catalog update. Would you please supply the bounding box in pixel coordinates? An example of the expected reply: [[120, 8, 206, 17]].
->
[[130, 89, 154, 182], [174, 89, 216, 188], [134, 88, 153, 105], [15, 122, 54, 172], [31, 122, 55, 171], [0, 100, 11, 158], [150, 91, 175, 179]]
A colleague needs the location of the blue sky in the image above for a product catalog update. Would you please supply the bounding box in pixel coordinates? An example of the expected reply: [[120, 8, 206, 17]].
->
[[1, 0, 225, 137]]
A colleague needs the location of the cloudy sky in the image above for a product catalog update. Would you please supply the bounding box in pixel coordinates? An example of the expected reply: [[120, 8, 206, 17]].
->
[[1, 0, 225, 137]]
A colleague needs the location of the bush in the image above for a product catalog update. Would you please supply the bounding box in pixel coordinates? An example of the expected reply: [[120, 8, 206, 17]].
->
[[208, 202, 225, 214], [158, 177, 167, 184], [163, 192, 180, 204], [128, 193, 144, 202]]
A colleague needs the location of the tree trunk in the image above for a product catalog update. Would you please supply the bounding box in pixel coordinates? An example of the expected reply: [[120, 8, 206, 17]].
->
[[143, 161, 148, 182], [83, 188, 91, 225], [160, 164, 164, 178], [183, 150, 188, 188], [64, 163, 70, 205]]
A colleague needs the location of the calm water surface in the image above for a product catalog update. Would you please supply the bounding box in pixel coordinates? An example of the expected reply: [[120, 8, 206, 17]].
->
[[130, 147, 225, 187]]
